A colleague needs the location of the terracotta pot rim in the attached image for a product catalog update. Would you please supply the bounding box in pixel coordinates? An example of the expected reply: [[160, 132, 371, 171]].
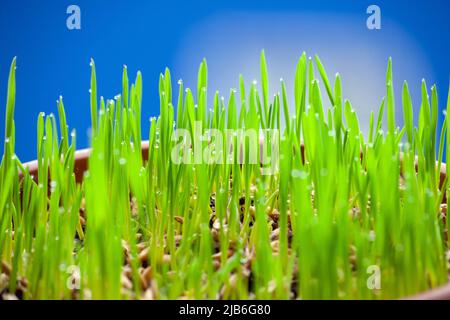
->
[[21, 141, 450, 300]]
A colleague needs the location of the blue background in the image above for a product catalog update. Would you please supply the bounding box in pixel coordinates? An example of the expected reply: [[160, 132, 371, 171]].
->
[[0, 0, 449, 161]]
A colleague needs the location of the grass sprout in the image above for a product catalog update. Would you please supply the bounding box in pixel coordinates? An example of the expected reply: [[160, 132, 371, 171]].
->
[[0, 51, 449, 300]]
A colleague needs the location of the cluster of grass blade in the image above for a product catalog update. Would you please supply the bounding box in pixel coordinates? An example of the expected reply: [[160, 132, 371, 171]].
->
[[1, 51, 449, 300]]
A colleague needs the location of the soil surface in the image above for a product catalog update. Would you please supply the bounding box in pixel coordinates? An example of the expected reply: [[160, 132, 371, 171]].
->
[[1, 197, 449, 300]]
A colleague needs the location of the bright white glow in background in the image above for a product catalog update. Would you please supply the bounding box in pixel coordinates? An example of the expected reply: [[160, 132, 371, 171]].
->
[[173, 11, 436, 133]]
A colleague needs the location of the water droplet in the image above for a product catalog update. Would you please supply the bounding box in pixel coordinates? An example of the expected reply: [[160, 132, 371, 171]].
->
[[50, 181, 57, 193], [291, 169, 308, 179], [22, 251, 29, 265], [425, 188, 434, 198]]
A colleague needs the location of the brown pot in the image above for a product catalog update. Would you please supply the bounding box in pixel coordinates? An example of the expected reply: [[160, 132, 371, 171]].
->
[[21, 141, 450, 300]]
